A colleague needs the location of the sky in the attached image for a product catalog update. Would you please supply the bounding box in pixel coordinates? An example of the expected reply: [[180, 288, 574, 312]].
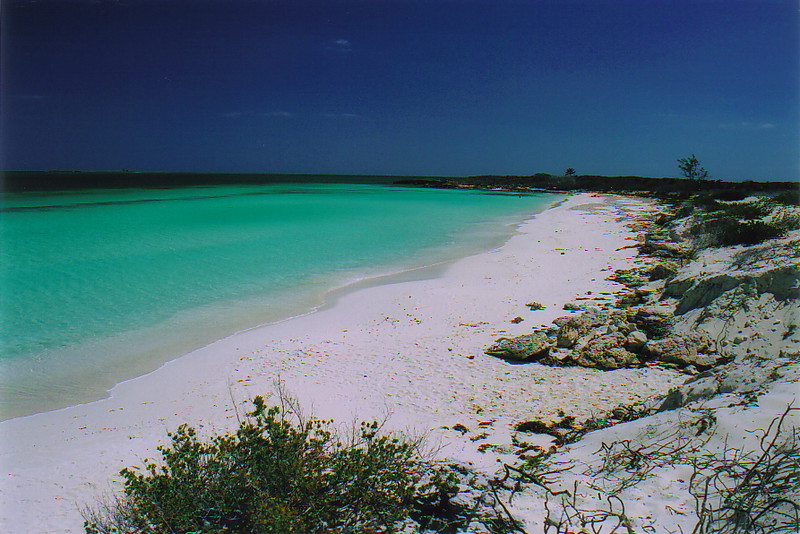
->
[[1, 0, 798, 180]]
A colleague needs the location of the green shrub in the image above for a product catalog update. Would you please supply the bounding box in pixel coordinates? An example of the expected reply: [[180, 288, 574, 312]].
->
[[691, 195, 724, 212], [769, 190, 800, 206], [83, 397, 475, 534], [721, 201, 773, 220], [717, 220, 786, 246], [687, 215, 790, 248], [711, 189, 748, 201], [772, 211, 800, 232]]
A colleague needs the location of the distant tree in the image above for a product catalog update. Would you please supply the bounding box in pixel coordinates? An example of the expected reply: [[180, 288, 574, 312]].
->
[[677, 154, 709, 180], [564, 168, 576, 176]]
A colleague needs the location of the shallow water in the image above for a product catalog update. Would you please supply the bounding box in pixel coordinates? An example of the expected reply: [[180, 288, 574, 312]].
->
[[0, 182, 558, 419]]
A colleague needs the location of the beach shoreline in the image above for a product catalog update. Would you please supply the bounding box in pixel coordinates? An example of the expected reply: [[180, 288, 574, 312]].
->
[[0, 186, 560, 423], [0, 193, 689, 532]]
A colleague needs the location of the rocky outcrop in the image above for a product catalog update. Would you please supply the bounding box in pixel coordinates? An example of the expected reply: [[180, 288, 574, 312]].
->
[[485, 332, 555, 361], [666, 263, 800, 315], [638, 235, 692, 259], [625, 330, 648, 350], [646, 261, 679, 281], [487, 304, 721, 372], [566, 334, 639, 370], [632, 305, 675, 338], [644, 331, 724, 370]]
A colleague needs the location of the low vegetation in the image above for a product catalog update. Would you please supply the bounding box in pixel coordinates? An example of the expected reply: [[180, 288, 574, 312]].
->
[[493, 407, 799, 534], [83, 397, 493, 534], [685, 194, 800, 248]]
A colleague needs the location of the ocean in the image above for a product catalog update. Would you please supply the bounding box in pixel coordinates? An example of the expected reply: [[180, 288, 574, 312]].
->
[[0, 182, 558, 419]]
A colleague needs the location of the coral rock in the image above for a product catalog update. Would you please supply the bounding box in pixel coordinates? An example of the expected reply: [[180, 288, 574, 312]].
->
[[485, 332, 554, 361]]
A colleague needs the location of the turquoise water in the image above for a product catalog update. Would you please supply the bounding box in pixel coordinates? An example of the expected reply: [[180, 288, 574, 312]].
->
[[0, 183, 558, 419]]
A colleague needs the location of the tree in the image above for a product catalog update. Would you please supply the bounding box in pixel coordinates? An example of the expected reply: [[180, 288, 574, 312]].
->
[[677, 154, 709, 180], [564, 168, 576, 176]]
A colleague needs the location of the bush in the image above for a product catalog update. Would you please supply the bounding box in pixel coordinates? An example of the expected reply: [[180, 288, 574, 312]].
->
[[691, 195, 724, 212], [721, 201, 773, 220], [712, 189, 748, 201], [769, 190, 800, 206], [83, 397, 476, 534], [717, 220, 786, 246], [686, 214, 790, 248], [772, 211, 800, 232]]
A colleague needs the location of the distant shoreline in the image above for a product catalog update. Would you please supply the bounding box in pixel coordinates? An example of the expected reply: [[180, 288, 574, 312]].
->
[[2, 170, 796, 194]]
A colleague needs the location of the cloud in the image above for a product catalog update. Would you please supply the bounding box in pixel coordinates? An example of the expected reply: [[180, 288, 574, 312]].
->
[[718, 121, 777, 131], [321, 112, 361, 119], [327, 38, 353, 53], [263, 111, 294, 119]]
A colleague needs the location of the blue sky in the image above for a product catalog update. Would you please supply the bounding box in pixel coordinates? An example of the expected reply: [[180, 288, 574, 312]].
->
[[2, 0, 797, 180]]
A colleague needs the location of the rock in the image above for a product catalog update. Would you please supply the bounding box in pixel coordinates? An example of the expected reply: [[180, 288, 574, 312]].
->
[[575, 334, 639, 369], [611, 268, 648, 287], [666, 263, 800, 315], [647, 262, 679, 281], [563, 302, 582, 311], [526, 301, 546, 310], [557, 326, 581, 348], [633, 305, 675, 338], [645, 331, 724, 369], [541, 348, 575, 366], [485, 332, 554, 361], [555, 308, 611, 348], [639, 238, 691, 259], [626, 330, 648, 350], [511, 316, 524, 324], [552, 316, 571, 328]]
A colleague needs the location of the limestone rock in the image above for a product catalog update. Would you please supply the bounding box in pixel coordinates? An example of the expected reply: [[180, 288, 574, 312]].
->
[[575, 333, 639, 369], [632, 305, 675, 338], [485, 332, 554, 361], [639, 238, 691, 259], [556, 326, 581, 348], [626, 330, 648, 350], [647, 261, 679, 281], [645, 331, 723, 369]]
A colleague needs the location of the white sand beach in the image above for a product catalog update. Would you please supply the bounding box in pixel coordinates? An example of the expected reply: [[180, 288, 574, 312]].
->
[[0, 193, 692, 532]]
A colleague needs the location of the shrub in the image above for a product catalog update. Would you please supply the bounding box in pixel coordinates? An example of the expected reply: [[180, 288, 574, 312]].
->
[[769, 190, 800, 206], [721, 201, 773, 220], [717, 220, 786, 246], [712, 189, 748, 201], [691, 195, 724, 213], [772, 211, 800, 232], [83, 397, 475, 534]]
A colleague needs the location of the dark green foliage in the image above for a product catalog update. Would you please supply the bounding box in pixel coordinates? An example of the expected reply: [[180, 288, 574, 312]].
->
[[690, 196, 773, 219], [721, 201, 773, 220], [691, 195, 725, 212], [677, 154, 709, 180], [83, 398, 441, 534], [769, 190, 800, 206], [715, 220, 786, 246], [711, 189, 748, 201], [772, 212, 800, 232]]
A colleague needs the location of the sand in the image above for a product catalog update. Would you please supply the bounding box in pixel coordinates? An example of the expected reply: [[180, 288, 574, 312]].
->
[[0, 193, 689, 532]]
